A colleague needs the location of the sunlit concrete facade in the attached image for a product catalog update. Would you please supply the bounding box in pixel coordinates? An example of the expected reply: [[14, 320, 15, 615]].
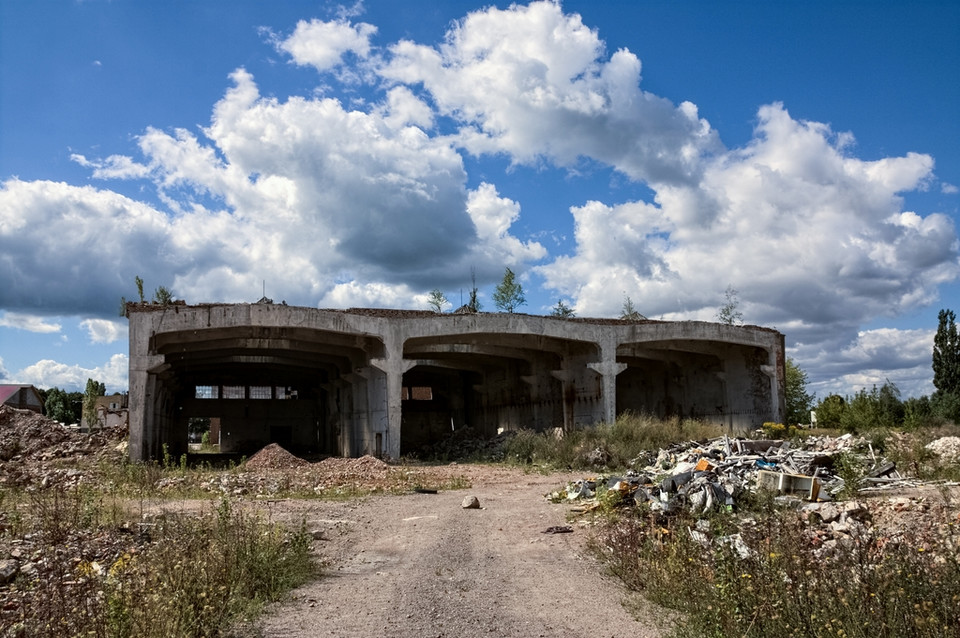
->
[[127, 302, 785, 461]]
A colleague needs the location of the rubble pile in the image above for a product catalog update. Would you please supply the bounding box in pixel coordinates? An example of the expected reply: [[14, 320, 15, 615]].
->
[[0, 406, 74, 461], [552, 433, 939, 515], [195, 447, 440, 497], [245, 443, 312, 470], [926, 436, 960, 463], [0, 406, 128, 488], [0, 525, 145, 630]]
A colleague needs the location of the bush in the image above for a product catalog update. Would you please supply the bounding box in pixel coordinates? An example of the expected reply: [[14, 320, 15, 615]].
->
[[501, 413, 725, 470]]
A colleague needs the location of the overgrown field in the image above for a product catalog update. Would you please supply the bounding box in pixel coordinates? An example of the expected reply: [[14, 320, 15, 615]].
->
[[0, 488, 313, 637], [590, 497, 960, 638]]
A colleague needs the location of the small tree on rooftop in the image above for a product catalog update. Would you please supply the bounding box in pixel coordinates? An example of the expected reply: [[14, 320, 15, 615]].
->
[[135, 275, 145, 303], [153, 285, 173, 305], [551, 299, 575, 318], [620, 295, 645, 321], [717, 284, 743, 325], [427, 289, 448, 313], [493, 267, 526, 313], [467, 267, 482, 312]]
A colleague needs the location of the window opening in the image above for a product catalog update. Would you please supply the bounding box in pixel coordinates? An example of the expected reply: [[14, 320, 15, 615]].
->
[[250, 386, 272, 400], [222, 385, 245, 399], [195, 385, 219, 399]]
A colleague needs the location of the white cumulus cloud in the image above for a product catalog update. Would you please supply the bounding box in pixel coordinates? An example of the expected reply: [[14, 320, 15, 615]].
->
[[14, 354, 129, 393], [80, 318, 128, 344], [379, 1, 721, 185], [276, 18, 377, 72], [0, 312, 62, 333]]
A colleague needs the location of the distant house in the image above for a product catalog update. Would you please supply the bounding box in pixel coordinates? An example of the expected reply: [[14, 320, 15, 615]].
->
[[83, 394, 129, 430], [0, 385, 44, 414]]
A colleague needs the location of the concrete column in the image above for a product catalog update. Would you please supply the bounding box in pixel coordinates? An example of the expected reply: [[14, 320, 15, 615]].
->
[[369, 356, 416, 460], [549, 369, 574, 430], [587, 338, 627, 425], [127, 355, 164, 462]]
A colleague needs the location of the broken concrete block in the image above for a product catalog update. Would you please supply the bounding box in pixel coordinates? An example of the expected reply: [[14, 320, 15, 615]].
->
[[0, 559, 19, 584]]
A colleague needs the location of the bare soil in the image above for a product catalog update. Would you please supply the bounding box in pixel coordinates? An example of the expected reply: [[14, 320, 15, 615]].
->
[[232, 466, 666, 638]]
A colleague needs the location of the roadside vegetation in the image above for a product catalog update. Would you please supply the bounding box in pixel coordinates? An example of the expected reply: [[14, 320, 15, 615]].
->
[[0, 487, 312, 638], [592, 497, 960, 638]]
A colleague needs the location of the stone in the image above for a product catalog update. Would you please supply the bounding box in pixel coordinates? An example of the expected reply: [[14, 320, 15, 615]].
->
[[461, 495, 481, 509], [0, 559, 19, 584]]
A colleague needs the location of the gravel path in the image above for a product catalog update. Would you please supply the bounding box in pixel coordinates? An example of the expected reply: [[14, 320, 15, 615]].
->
[[239, 469, 666, 637]]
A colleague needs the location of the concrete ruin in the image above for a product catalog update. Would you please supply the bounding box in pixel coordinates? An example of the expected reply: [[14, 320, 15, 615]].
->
[[127, 302, 785, 461]]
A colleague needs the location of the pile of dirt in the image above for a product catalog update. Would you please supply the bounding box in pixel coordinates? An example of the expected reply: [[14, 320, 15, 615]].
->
[[245, 443, 311, 470], [0, 406, 128, 487], [0, 406, 75, 461]]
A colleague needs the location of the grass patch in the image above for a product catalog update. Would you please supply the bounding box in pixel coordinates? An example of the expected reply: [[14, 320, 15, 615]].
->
[[1, 489, 314, 637], [502, 412, 726, 471], [590, 505, 960, 638]]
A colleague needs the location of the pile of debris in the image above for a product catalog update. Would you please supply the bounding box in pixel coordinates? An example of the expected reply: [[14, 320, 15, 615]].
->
[[926, 436, 960, 463], [245, 443, 312, 470], [0, 406, 128, 488], [551, 433, 941, 514]]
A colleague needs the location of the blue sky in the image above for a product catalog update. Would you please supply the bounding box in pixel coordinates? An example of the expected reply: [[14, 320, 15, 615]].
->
[[1, 0, 958, 399]]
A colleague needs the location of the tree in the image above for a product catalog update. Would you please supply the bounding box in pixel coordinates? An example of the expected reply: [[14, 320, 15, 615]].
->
[[153, 285, 173, 305], [784, 357, 814, 425], [814, 394, 845, 429], [82, 378, 106, 429], [467, 267, 482, 312], [493, 267, 525, 313], [427, 289, 448, 313], [933, 308, 960, 396], [619, 295, 645, 321], [45, 387, 83, 424], [717, 285, 743, 325], [135, 275, 145, 303], [550, 299, 575, 318]]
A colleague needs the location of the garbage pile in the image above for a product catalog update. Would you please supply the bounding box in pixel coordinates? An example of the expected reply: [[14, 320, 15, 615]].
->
[[549, 433, 924, 514]]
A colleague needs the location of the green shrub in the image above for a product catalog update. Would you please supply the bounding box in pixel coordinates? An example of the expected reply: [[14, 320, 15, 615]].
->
[[501, 413, 725, 471]]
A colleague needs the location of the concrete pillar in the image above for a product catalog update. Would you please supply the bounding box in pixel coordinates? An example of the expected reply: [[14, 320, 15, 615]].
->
[[127, 355, 164, 462], [587, 338, 627, 425], [549, 369, 574, 430], [369, 354, 415, 460]]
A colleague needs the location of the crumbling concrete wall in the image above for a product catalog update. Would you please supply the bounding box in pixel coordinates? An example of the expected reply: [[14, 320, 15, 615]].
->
[[126, 304, 785, 461]]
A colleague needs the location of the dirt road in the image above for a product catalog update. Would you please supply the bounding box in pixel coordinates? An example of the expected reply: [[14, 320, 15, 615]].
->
[[239, 468, 665, 637]]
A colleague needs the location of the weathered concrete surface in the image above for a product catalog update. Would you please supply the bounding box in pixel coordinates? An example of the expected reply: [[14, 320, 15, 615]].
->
[[127, 303, 784, 461]]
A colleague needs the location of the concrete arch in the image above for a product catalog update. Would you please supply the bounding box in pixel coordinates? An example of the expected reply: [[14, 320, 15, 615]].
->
[[127, 303, 784, 461]]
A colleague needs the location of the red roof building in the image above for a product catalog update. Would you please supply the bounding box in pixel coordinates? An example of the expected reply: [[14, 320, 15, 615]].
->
[[0, 385, 44, 414]]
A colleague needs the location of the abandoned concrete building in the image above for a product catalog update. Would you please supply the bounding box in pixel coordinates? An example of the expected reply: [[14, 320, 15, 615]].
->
[[127, 302, 785, 462]]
